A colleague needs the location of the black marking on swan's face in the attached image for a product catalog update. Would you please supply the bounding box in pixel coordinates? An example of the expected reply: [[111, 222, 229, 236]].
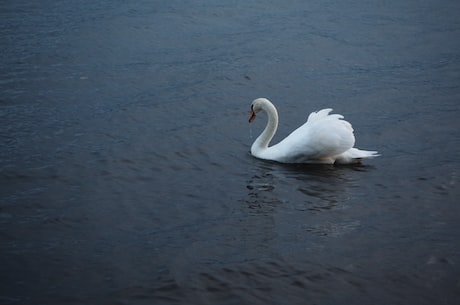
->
[[249, 104, 256, 123]]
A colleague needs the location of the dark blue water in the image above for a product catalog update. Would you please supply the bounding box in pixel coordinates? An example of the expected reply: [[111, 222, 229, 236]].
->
[[1, 0, 460, 304]]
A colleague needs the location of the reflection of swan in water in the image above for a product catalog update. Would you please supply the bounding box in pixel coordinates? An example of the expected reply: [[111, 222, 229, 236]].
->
[[245, 160, 375, 213], [246, 161, 353, 212], [249, 98, 379, 164], [244, 162, 364, 238]]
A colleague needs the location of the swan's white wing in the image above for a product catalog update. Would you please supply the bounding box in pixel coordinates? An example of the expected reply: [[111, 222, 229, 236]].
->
[[270, 109, 355, 162]]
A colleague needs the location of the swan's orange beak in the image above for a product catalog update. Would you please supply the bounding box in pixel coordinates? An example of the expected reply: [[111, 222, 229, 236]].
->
[[249, 110, 256, 123]]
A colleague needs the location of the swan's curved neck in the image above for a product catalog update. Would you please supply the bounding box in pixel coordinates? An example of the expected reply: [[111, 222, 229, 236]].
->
[[251, 102, 278, 154]]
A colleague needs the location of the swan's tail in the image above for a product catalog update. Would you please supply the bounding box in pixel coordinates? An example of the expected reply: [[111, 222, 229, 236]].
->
[[335, 148, 380, 164]]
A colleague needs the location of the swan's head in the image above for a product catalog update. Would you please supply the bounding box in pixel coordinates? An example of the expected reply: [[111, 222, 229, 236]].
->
[[249, 98, 271, 123]]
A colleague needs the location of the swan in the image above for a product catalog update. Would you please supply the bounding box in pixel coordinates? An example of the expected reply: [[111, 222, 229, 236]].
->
[[248, 98, 379, 164]]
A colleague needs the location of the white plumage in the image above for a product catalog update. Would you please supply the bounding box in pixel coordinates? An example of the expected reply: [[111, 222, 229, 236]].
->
[[248, 98, 379, 164]]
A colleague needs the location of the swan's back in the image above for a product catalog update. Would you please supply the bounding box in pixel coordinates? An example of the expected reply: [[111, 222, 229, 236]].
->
[[270, 109, 355, 163]]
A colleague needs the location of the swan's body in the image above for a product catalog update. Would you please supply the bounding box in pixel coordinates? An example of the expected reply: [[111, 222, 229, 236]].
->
[[249, 98, 379, 164]]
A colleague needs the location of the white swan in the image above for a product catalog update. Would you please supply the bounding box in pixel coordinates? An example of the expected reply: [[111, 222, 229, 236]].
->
[[248, 98, 379, 164]]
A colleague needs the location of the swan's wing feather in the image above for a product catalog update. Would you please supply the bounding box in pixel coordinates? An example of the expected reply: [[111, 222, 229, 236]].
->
[[307, 108, 333, 122], [307, 118, 355, 158]]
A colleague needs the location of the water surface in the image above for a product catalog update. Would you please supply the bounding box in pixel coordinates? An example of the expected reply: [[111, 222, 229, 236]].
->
[[1, 0, 460, 304]]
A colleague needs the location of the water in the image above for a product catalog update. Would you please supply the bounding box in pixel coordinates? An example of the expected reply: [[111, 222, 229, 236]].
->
[[1, 0, 460, 304]]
